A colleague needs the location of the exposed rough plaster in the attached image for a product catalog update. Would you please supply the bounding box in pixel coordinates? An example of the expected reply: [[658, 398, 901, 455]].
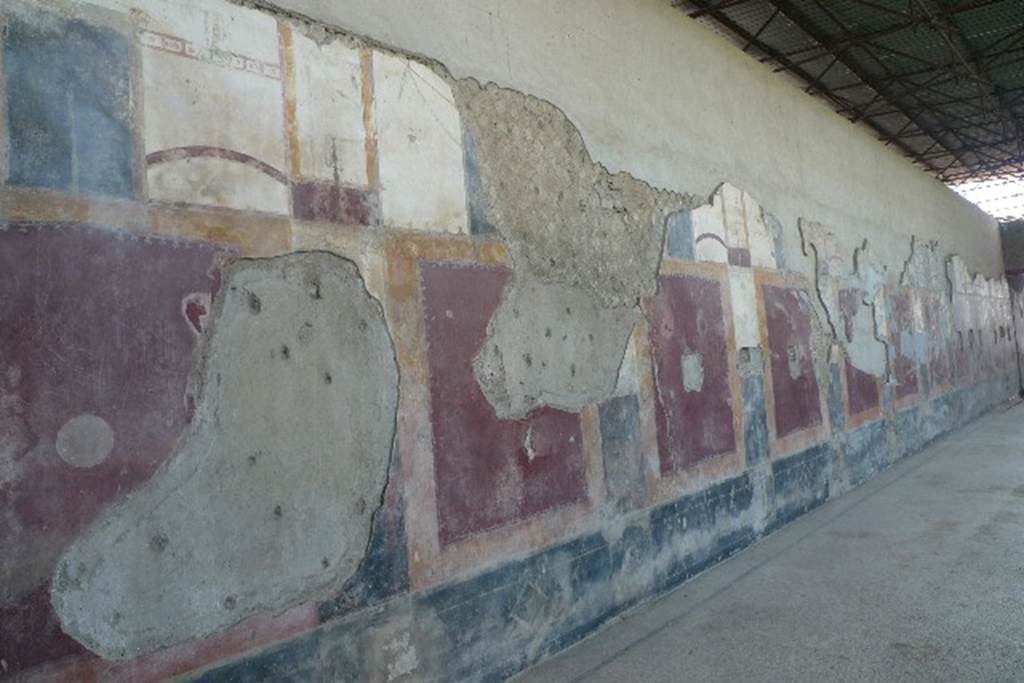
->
[[453, 79, 697, 418], [453, 80, 696, 308], [51, 252, 399, 659]]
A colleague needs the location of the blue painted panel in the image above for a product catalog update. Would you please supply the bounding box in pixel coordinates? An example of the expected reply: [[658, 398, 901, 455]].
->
[[665, 210, 694, 260], [4, 10, 134, 197]]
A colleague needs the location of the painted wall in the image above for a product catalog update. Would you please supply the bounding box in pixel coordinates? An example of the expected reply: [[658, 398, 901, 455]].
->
[[270, 0, 1005, 280], [0, 1, 1019, 681]]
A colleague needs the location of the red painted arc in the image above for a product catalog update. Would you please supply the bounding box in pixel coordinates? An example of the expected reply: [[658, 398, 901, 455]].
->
[[145, 146, 289, 185]]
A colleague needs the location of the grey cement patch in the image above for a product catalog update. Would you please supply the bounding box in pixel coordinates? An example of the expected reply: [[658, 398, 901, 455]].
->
[[473, 279, 639, 419], [51, 252, 398, 659]]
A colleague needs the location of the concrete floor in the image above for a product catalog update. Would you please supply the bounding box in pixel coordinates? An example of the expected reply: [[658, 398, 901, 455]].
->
[[516, 401, 1024, 683]]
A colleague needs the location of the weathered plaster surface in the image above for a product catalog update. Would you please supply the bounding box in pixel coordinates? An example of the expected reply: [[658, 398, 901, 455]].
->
[[51, 252, 398, 658], [453, 80, 696, 418], [453, 80, 693, 308]]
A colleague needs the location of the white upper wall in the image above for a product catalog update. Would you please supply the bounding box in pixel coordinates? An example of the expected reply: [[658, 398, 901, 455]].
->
[[270, 0, 1003, 276]]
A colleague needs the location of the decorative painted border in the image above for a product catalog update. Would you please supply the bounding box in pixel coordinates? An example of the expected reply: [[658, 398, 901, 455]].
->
[[754, 269, 833, 459], [641, 258, 747, 506], [384, 232, 604, 591], [139, 30, 282, 80]]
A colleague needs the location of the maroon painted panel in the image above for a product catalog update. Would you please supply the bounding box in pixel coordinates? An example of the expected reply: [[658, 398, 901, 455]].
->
[[838, 288, 880, 416], [291, 181, 380, 226], [923, 294, 951, 389], [727, 247, 751, 267], [645, 274, 736, 474], [0, 223, 225, 675], [888, 292, 920, 400], [763, 284, 822, 439], [843, 360, 880, 417], [418, 262, 587, 547], [954, 331, 971, 386]]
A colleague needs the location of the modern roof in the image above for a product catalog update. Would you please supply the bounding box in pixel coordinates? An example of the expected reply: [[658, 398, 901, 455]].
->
[[674, 0, 1024, 190]]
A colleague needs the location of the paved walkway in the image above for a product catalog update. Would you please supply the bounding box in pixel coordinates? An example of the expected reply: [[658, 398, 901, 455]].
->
[[516, 401, 1024, 682]]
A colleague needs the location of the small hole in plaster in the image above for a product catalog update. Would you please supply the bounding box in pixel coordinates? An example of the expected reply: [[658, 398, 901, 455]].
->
[[149, 534, 169, 553]]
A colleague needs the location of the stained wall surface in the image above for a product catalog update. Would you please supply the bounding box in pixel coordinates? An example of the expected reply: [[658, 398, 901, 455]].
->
[[0, 0, 1020, 681]]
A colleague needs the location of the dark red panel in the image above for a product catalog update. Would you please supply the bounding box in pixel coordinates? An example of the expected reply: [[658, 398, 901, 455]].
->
[[0, 223, 226, 675], [888, 292, 919, 400], [291, 181, 379, 226], [418, 262, 587, 546], [727, 247, 751, 267], [844, 360, 880, 417], [763, 284, 822, 439], [645, 274, 736, 474], [923, 294, 950, 389], [954, 331, 971, 386], [838, 288, 880, 416]]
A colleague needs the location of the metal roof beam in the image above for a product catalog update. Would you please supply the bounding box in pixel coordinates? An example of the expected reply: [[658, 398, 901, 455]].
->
[[911, 0, 1024, 171], [761, 0, 1006, 64], [678, 0, 932, 169], [766, 0, 970, 174], [686, 0, 758, 19]]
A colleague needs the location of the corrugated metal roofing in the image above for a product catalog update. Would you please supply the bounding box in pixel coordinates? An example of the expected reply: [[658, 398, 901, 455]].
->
[[674, 0, 1024, 208]]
